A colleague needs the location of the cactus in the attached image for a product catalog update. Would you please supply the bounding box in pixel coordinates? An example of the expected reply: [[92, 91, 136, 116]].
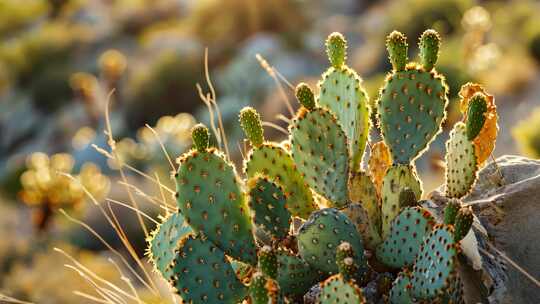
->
[[297, 208, 367, 276], [144, 29, 500, 304], [318, 274, 366, 304], [175, 126, 257, 264], [376, 207, 435, 268], [318, 33, 370, 171], [381, 165, 423, 237], [290, 84, 349, 207], [247, 175, 291, 241], [378, 30, 448, 164], [249, 272, 280, 304], [169, 234, 247, 303], [241, 107, 317, 219], [410, 225, 459, 300], [147, 213, 192, 280]]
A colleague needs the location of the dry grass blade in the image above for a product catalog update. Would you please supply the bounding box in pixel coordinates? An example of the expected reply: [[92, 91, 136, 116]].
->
[[0, 293, 34, 304]]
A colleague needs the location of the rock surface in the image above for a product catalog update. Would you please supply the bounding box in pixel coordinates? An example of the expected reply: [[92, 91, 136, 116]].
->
[[429, 155, 540, 304]]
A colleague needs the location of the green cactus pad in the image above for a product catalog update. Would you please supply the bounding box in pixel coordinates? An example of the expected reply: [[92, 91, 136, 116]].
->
[[176, 148, 257, 264], [389, 271, 414, 304], [336, 242, 363, 283], [296, 82, 316, 110], [342, 203, 382, 250], [239, 106, 264, 147], [376, 207, 435, 268], [297, 208, 367, 276], [466, 92, 488, 141], [276, 250, 323, 299], [148, 212, 193, 280], [381, 164, 423, 237], [247, 176, 291, 241], [230, 259, 254, 284], [290, 108, 349, 207], [378, 65, 448, 164], [411, 225, 458, 300], [169, 234, 247, 303], [318, 274, 366, 304], [191, 123, 210, 151], [386, 31, 408, 72], [348, 171, 381, 235], [444, 122, 478, 198], [318, 64, 370, 171], [443, 199, 461, 225], [454, 207, 473, 242], [249, 272, 280, 304], [419, 29, 441, 71], [258, 246, 278, 280], [326, 32, 347, 68], [245, 143, 316, 219]]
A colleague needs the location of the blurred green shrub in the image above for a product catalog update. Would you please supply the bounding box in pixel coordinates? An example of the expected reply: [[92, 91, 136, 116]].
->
[[513, 108, 540, 159]]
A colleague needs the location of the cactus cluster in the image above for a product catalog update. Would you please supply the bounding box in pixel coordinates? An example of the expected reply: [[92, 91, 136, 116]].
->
[[147, 29, 498, 303]]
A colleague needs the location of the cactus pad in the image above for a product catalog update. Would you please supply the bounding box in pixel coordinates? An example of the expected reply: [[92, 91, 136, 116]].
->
[[290, 108, 349, 207], [297, 208, 367, 276], [443, 199, 461, 225], [454, 206, 473, 242], [191, 123, 210, 151], [389, 271, 413, 304], [247, 176, 291, 241], [411, 225, 458, 300], [368, 141, 392, 194], [148, 213, 192, 280], [376, 207, 435, 268], [245, 143, 316, 219], [318, 274, 366, 304], [381, 164, 423, 237], [336, 242, 364, 283], [465, 93, 488, 141], [348, 171, 381, 234], [176, 148, 257, 264], [444, 122, 478, 198], [258, 246, 278, 280], [276, 250, 323, 299], [459, 83, 498, 165], [318, 61, 370, 171], [169, 234, 247, 303], [249, 272, 280, 304], [342, 203, 382, 250], [239, 107, 264, 147]]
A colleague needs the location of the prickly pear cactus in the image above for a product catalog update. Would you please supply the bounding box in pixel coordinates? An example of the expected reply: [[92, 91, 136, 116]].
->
[[297, 208, 367, 276], [258, 245, 278, 280], [318, 274, 367, 304], [453, 206, 473, 242], [175, 126, 257, 264], [381, 165, 423, 237], [389, 271, 413, 304], [342, 203, 382, 250], [147, 213, 192, 280], [444, 122, 478, 198], [249, 272, 280, 304], [247, 175, 291, 241], [410, 225, 459, 300], [318, 33, 370, 171], [290, 85, 349, 207], [276, 250, 323, 299], [376, 207, 435, 268], [241, 107, 317, 219], [377, 30, 448, 164], [169, 234, 247, 303]]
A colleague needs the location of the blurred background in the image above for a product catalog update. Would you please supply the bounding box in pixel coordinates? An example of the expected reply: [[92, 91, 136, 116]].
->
[[0, 0, 539, 303]]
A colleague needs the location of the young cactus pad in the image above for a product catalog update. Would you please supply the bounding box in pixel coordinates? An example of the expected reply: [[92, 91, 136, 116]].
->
[[297, 208, 367, 276], [348, 171, 381, 234], [249, 272, 280, 304], [176, 126, 257, 264], [445, 122, 478, 198], [381, 164, 423, 237], [411, 225, 459, 300], [247, 175, 291, 241], [376, 207, 435, 268], [242, 107, 316, 219], [318, 33, 370, 171], [276, 250, 323, 299], [290, 106, 349, 207], [378, 30, 448, 164], [169, 234, 247, 303], [318, 274, 367, 304], [342, 203, 382, 250], [389, 271, 413, 304], [258, 245, 278, 280], [148, 213, 192, 280]]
